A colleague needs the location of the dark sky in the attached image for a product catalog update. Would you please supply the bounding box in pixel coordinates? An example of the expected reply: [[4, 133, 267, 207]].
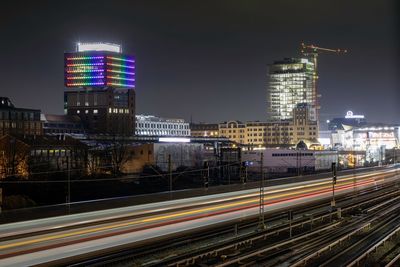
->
[[1, 1, 399, 124]]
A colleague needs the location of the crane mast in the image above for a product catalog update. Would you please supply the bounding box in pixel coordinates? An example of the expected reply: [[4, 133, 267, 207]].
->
[[300, 43, 348, 124]]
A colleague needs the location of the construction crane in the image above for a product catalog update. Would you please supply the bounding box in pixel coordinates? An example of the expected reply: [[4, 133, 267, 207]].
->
[[300, 42, 348, 69], [301, 43, 348, 54], [299, 43, 348, 123]]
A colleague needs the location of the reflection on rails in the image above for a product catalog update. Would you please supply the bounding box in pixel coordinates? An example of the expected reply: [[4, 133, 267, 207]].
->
[[0, 166, 398, 266]]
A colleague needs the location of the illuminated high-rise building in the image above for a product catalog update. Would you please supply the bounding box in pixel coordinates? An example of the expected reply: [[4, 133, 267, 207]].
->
[[64, 42, 136, 135], [267, 58, 318, 122]]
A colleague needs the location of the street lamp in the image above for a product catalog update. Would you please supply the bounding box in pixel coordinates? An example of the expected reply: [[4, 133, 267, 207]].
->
[[66, 155, 71, 212], [331, 162, 337, 221], [258, 152, 266, 230]]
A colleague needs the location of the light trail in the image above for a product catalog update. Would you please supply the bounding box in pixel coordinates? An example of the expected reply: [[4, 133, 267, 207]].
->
[[0, 169, 390, 252]]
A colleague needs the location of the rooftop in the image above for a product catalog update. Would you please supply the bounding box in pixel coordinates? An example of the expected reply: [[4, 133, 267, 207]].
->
[[41, 114, 82, 124], [76, 42, 121, 53], [0, 97, 40, 112], [136, 114, 186, 123]]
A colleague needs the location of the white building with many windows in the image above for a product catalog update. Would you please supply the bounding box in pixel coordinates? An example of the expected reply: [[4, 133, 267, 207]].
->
[[267, 58, 318, 122], [135, 115, 190, 136]]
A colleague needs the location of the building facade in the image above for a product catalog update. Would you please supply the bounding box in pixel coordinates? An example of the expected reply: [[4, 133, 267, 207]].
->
[[267, 58, 318, 122], [64, 88, 135, 135], [291, 103, 319, 145], [216, 104, 318, 148], [0, 97, 42, 136], [64, 42, 136, 136], [0, 134, 87, 179], [242, 149, 338, 173], [121, 142, 206, 173], [246, 120, 317, 148], [190, 123, 219, 137], [332, 124, 400, 163], [135, 115, 190, 136], [219, 121, 247, 145], [41, 114, 85, 135]]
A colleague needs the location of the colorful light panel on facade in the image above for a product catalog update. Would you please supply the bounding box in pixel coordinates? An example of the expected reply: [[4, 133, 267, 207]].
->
[[64, 52, 135, 89]]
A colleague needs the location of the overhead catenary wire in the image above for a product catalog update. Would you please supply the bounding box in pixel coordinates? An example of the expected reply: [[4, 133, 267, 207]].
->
[[0, 161, 242, 183]]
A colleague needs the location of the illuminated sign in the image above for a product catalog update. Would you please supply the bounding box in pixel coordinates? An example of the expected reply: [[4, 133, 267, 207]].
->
[[77, 42, 121, 53], [64, 52, 135, 88], [345, 111, 364, 119], [369, 132, 395, 139]]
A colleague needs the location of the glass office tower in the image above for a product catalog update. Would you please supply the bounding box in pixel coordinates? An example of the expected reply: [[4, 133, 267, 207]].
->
[[267, 58, 317, 122]]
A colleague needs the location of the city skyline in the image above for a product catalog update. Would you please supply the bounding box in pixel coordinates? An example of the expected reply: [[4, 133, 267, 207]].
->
[[1, 2, 400, 265], [1, 0, 399, 124]]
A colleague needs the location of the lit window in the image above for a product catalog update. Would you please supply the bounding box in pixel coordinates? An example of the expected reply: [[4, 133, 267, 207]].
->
[[93, 109, 98, 114], [85, 110, 89, 114], [77, 110, 80, 114], [108, 108, 112, 113], [113, 108, 118, 113], [85, 102, 89, 106]]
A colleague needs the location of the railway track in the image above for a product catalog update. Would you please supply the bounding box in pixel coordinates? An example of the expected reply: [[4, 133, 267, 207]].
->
[[290, 200, 400, 267], [201, 186, 400, 267], [71, 180, 400, 267]]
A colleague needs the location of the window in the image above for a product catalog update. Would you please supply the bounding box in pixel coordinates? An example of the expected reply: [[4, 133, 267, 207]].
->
[[77, 110, 80, 114], [93, 109, 98, 114]]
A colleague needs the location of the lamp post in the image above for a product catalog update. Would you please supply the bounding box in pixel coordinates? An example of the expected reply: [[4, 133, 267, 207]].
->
[[331, 162, 337, 221], [203, 161, 209, 189], [168, 154, 172, 192], [258, 152, 266, 230], [296, 148, 302, 176], [245, 164, 248, 184], [63, 154, 71, 214], [353, 150, 357, 201], [0, 150, 4, 214]]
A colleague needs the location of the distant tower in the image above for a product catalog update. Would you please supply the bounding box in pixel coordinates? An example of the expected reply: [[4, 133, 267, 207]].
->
[[64, 42, 136, 135], [267, 58, 317, 122]]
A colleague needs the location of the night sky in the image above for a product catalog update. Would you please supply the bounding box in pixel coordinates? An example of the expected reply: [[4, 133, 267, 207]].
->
[[1, 1, 399, 125]]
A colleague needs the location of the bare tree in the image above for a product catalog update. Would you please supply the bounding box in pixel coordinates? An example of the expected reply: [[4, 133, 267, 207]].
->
[[0, 135, 30, 179], [108, 139, 130, 176], [87, 149, 109, 176]]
